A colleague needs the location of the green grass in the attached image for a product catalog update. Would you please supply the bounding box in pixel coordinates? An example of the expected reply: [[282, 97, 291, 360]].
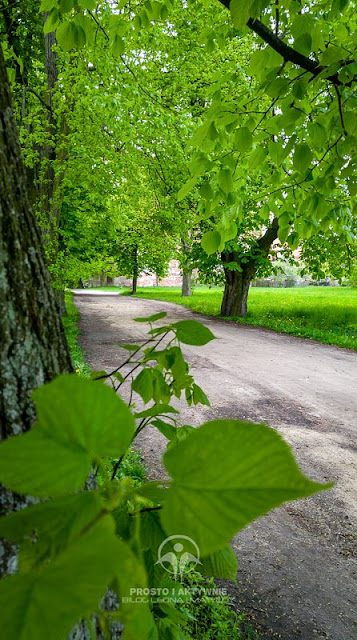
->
[[62, 291, 91, 376], [129, 285, 357, 350]]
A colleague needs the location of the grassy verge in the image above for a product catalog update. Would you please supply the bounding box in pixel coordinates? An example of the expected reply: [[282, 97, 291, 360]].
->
[[131, 286, 357, 350], [62, 291, 91, 376]]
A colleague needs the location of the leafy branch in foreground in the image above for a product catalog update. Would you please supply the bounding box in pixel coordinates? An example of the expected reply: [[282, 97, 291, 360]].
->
[[0, 315, 331, 639]]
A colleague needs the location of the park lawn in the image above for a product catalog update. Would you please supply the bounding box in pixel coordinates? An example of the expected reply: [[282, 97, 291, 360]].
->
[[129, 286, 357, 351]]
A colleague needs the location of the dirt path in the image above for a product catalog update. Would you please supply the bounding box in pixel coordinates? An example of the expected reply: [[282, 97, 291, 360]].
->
[[73, 291, 357, 640]]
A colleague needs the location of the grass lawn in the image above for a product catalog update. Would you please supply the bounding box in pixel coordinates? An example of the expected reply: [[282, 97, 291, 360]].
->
[[120, 285, 357, 351]]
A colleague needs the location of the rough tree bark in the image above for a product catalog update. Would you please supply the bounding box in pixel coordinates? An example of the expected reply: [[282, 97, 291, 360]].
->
[[220, 218, 279, 317], [182, 271, 192, 297], [131, 246, 138, 294], [181, 236, 192, 297], [0, 48, 73, 574]]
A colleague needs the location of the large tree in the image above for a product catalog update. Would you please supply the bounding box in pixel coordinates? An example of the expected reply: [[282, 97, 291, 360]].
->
[[0, 46, 72, 571]]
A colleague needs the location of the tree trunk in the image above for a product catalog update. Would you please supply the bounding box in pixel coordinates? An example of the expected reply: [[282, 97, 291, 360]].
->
[[182, 271, 192, 297], [131, 246, 138, 294], [0, 48, 73, 573], [220, 218, 279, 317], [220, 265, 253, 317]]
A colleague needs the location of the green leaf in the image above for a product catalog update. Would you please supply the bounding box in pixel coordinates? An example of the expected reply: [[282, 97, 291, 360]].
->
[[40, 0, 57, 10], [294, 33, 312, 56], [120, 344, 142, 351], [201, 230, 221, 255], [43, 7, 60, 33], [78, 0, 97, 9], [133, 312, 167, 323], [134, 404, 179, 418], [152, 419, 177, 440], [59, 0, 74, 13], [0, 429, 92, 497], [234, 127, 253, 152], [218, 168, 233, 194], [56, 21, 78, 51], [307, 122, 327, 149], [0, 492, 103, 569], [293, 144, 313, 173], [201, 545, 237, 580], [74, 24, 86, 48], [173, 320, 215, 346], [248, 146, 267, 169], [111, 34, 125, 57], [34, 375, 134, 457], [132, 368, 154, 403], [0, 517, 130, 640], [278, 225, 290, 244], [266, 77, 289, 98], [320, 46, 345, 65], [230, 0, 252, 27], [287, 231, 300, 250], [192, 384, 210, 406], [0, 376, 135, 496], [161, 420, 331, 555], [177, 177, 197, 201]]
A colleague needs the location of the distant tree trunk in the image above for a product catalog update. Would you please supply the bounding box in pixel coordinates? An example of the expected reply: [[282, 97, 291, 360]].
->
[[182, 271, 192, 297], [131, 246, 138, 294], [181, 235, 192, 297], [100, 270, 107, 286], [220, 218, 279, 317], [0, 48, 73, 574]]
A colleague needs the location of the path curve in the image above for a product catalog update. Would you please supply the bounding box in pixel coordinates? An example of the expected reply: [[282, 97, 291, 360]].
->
[[74, 291, 357, 640]]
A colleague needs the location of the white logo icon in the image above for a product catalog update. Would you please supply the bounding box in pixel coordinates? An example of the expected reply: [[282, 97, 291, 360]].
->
[[156, 535, 201, 580]]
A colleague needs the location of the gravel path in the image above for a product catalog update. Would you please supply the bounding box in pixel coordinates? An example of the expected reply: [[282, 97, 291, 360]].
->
[[73, 291, 357, 640]]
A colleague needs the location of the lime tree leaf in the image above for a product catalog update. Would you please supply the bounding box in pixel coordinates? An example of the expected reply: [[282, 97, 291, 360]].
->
[[152, 419, 177, 440], [74, 24, 86, 47], [0, 491, 102, 546], [56, 21, 78, 51], [113, 541, 157, 640], [230, 0, 252, 27], [78, 0, 97, 8], [201, 545, 237, 580], [177, 177, 197, 201], [134, 404, 179, 418], [172, 320, 215, 346], [278, 225, 290, 244], [0, 517, 133, 640], [132, 368, 154, 403], [234, 127, 253, 152], [160, 420, 331, 555], [133, 312, 167, 323], [294, 33, 312, 56], [293, 144, 313, 173], [0, 492, 104, 570], [40, 0, 57, 10], [120, 344, 142, 351], [111, 34, 125, 57], [0, 375, 135, 496], [201, 230, 221, 255], [192, 383, 210, 406], [43, 7, 60, 33], [59, 0, 74, 13], [0, 429, 92, 497], [34, 374, 135, 458]]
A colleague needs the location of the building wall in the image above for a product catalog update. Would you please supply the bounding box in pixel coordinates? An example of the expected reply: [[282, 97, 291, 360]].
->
[[113, 260, 183, 288]]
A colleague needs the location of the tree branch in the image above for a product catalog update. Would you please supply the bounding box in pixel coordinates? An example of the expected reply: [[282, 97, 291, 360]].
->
[[217, 0, 355, 86]]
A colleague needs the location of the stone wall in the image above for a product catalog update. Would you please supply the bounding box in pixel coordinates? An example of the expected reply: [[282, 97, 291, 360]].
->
[[113, 260, 183, 288]]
